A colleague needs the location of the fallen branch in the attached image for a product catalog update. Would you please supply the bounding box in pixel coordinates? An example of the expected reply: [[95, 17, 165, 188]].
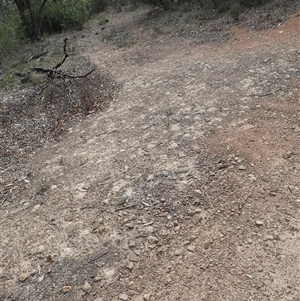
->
[[32, 38, 95, 94], [87, 250, 109, 264]]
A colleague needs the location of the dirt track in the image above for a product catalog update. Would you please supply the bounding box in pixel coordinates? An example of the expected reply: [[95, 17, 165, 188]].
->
[[0, 5, 299, 301]]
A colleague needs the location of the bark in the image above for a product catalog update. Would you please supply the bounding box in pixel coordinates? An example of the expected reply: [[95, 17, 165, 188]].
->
[[14, 0, 48, 41]]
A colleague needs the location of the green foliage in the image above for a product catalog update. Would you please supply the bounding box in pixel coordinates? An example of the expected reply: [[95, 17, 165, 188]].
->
[[42, 0, 90, 33], [0, 14, 24, 55]]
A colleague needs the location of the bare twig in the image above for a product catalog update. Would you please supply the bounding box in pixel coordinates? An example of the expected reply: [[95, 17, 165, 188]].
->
[[31, 38, 95, 93], [87, 250, 109, 264]]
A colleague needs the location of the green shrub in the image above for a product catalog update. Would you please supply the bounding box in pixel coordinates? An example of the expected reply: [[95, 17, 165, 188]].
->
[[42, 0, 90, 33], [0, 14, 24, 55]]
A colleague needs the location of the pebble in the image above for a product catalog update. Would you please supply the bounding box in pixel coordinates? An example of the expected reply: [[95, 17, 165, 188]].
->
[[128, 240, 136, 248], [256, 220, 264, 226], [238, 165, 246, 170], [174, 226, 181, 231], [128, 253, 139, 262], [19, 272, 31, 282], [127, 262, 134, 271], [35, 245, 46, 254], [154, 171, 169, 178], [204, 242, 210, 249], [62, 285, 72, 293], [82, 281, 92, 292], [174, 166, 190, 174], [148, 236, 159, 244], [94, 298, 103, 301], [257, 266, 264, 272], [264, 235, 274, 241], [187, 245, 196, 252], [146, 174, 155, 181], [119, 293, 129, 300], [143, 293, 151, 301], [174, 249, 182, 256]]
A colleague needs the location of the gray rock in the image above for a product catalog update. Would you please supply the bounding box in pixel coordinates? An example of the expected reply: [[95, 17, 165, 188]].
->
[[128, 253, 139, 262], [146, 174, 155, 181], [82, 281, 92, 292], [238, 165, 246, 170], [155, 171, 169, 178], [119, 293, 129, 300], [148, 236, 159, 244], [174, 166, 190, 174]]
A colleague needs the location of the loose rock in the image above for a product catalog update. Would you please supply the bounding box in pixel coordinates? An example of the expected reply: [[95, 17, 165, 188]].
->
[[82, 281, 92, 292], [148, 236, 159, 244], [119, 293, 129, 300], [19, 272, 31, 282], [128, 253, 139, 262], [62, 286, 72, 293]]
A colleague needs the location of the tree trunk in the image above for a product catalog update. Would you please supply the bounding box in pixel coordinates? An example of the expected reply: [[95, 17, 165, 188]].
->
[[14, 0, 48, 41]]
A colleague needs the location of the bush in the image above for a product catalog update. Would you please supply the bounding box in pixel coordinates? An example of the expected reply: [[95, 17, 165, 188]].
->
[[0, 14, 24, 55], [42, 0, 90, 33]]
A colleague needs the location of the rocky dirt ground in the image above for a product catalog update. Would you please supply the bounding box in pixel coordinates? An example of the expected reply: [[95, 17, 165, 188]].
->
[[0, 2, 300, 301]]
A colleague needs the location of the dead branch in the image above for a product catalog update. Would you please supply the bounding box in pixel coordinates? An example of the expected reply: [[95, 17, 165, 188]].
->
[[31, 38, 95, 94]]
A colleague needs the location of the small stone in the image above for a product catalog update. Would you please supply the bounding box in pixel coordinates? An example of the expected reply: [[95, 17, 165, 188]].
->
[[189, 236, 197, 242], [128, 240, 136, 248], [143, 293, 151, 301], [97, 226, 106, 234], [264, 235, 274, 241], [82, 281, 92, 292], [174, 166, 190, 174], [187, 245, 196, 252], [178, 152, 185, 158], [145, 226, 154, 233], [155, 171, 169, 178], [257, 266, 264, 272], [204, 242, 210, 250], [166, 275, 171, 283], [174, 226, 181, 232], [238, 165, 246, 170], [119, 293, 129, 300], [19, 272, 30, 282], [94, 298, 103, 301], [174, 249, 182, 256], [148, 236, 159, 244], [194, 189, 202, 195], [35, 245, 46, 254], [128, 253, 139, 262], [62, 285, 72, 293], [127, 262, 134, 270], [66, 223, 76, 233], [256, 220, 264, 226], [146, 174, 155, 181], [46, 253, 58, 263], [94, 274, 102, 282]]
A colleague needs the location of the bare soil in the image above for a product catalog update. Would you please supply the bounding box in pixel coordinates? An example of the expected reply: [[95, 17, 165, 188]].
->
[[0, 3, 300, 301]]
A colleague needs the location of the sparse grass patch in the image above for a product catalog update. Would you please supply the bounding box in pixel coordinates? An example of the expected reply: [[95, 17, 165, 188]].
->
[[98, 16, 109, 25]]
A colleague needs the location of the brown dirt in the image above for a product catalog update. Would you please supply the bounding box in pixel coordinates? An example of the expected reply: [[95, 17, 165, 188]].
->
[[0, 5, 300, 301]]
